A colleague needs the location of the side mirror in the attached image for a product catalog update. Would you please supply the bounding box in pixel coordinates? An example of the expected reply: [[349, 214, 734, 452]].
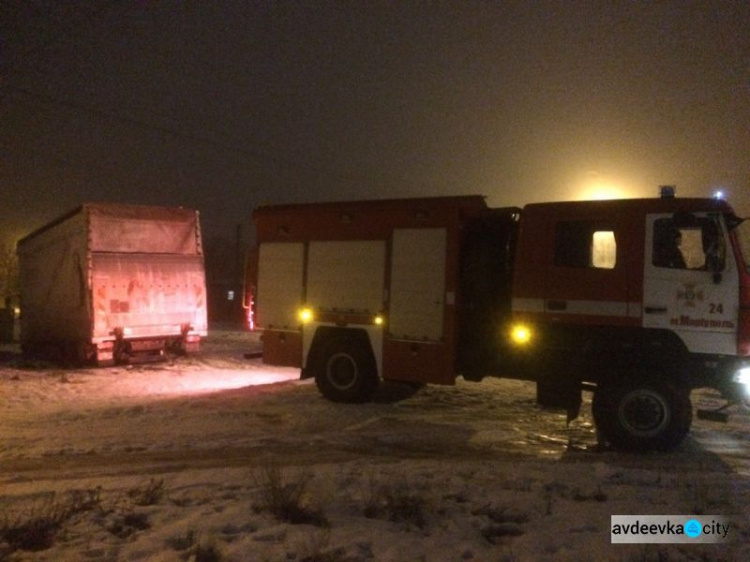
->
[[702, 221, 725, 275], [705, 252, 723, 274]]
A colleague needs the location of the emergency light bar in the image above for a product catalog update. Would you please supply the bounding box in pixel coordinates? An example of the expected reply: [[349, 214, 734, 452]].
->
[[659, 185, 676, 198]]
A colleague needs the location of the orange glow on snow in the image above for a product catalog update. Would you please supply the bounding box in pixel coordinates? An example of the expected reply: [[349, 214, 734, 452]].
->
[[131, 367, 301, 397]]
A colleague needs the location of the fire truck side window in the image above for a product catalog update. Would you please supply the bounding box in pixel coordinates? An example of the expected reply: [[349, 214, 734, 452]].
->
[[592, 231, 617, 268], [653, 219, 686, 268], [652, 217, 725, 271], [554, 221, 616, 269]]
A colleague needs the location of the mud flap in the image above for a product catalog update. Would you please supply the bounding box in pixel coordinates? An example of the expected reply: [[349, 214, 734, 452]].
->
[[536, 377, 582, 423]]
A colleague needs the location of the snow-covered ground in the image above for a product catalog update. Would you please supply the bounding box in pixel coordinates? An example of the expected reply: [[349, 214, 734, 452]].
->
[[1, 329, 749, 561]]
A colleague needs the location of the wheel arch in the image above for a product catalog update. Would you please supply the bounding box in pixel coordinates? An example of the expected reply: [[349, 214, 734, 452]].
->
[[584, 326, 691, 388], [304, 325, 379, 379]]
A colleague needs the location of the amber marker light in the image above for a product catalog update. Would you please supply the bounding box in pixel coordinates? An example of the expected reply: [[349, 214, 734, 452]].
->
[[298, 307, 314, 324], [373, 314, 385, 326], [510, 324, 532, 345]]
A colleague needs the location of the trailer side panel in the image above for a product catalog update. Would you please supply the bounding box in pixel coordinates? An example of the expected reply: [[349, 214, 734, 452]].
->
[[18, 209, 91, 345]]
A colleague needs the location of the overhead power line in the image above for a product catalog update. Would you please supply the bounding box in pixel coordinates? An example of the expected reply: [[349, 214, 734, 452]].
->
[[4, 84, 332, 178]]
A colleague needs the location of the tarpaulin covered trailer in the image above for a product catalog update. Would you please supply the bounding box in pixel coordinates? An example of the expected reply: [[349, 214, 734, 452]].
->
[[17, 203, 208, 365]]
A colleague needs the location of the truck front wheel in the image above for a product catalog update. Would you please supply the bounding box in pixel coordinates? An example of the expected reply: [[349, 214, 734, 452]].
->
[[314, 336, 378, 403], [592, 381, 692, 451]]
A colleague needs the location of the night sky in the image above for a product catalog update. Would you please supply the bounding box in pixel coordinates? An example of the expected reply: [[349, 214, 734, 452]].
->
[[1, 1, 749, 249]]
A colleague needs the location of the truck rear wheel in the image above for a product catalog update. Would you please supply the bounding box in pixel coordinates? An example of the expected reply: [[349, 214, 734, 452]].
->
[[314, 336, 378, 403], [592, 381, 692, 451]]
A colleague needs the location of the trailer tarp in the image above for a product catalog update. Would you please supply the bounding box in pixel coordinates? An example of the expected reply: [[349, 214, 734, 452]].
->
[[88, 204, 201, 255]]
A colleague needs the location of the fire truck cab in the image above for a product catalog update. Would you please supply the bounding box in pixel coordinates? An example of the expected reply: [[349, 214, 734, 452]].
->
[[511, 194, 750, 449]]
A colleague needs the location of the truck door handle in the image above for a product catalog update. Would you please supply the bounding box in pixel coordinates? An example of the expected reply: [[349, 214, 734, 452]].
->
[[644, 306, 668, 314], [546, 300, 567, 311]]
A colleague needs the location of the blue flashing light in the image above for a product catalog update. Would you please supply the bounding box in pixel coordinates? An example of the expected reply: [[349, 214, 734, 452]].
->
[[659, 185, 676, 198]]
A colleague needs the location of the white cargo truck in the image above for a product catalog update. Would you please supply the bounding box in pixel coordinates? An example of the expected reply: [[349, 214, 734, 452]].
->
[[17, 203, 208, 365]]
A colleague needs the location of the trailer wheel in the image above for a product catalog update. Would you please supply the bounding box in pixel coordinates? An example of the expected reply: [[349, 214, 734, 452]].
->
[[314, 336, 378, 403], [592, 381, 692, 451]]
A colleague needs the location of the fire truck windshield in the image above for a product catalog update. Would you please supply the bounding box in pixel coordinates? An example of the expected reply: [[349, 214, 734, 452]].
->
[[732, 217, 750, 274]]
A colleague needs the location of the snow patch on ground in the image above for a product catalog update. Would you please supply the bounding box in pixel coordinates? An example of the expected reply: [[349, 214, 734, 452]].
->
[[1, 329, 749, 560]]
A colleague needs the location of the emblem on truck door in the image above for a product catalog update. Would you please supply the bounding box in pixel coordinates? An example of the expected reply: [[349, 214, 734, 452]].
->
[[676, 283, 704, 308]]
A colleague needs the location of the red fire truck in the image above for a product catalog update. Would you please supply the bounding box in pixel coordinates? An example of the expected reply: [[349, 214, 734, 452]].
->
[[247, 189, 750, 451]]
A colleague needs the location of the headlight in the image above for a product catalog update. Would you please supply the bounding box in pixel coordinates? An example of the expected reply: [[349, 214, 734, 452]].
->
[[732, 367, 750, 387]]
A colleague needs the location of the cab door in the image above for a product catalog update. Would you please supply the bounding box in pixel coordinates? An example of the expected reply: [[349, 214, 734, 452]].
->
[[543, 220, 631, 323], [643, 213, 738, 355]]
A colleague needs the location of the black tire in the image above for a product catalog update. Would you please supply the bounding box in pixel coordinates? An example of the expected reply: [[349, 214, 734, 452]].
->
[[314, 336, 378, 403], [592, 380, 692, 451]]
